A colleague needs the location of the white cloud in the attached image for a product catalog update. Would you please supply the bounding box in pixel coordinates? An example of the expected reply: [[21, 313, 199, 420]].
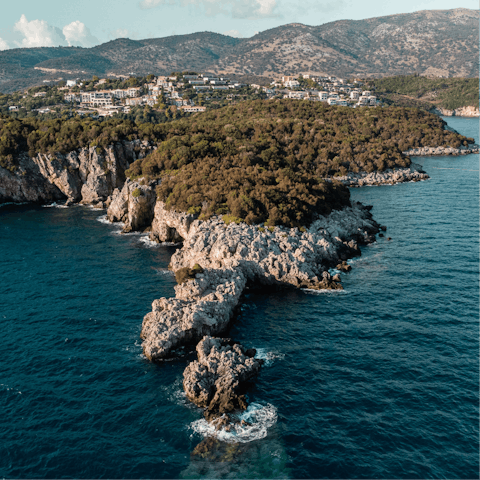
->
[[223, 29, 243, 37], [108, 28, 139, 40], [63, 21, 98, 47], [139, 0, 279, 19], [0, 38, 9, 50], [4, 15, 99, 50], [14, 14, 66, 48]]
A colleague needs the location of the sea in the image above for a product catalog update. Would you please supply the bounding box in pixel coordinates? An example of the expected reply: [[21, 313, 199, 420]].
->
[[0, 117, 478, 479]]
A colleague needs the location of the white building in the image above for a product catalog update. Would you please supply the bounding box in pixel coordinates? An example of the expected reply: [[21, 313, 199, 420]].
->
[[327, 98, 337, 105], [181, 105, 206, 113], [66, 80, 77, 87], [350, 91, 360, 100], [285, 80, 300, 88]]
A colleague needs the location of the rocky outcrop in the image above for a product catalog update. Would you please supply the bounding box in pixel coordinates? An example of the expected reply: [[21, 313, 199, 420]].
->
[[0, 140, 155, 205], [141, 202, 380, 361], [150, 200, 196, 243], [431, 106, 480, 117], [402, 144, 480, 156], [333, 163, 429, 187], [141, 267, 247, 360], [107, 178, 157, 232], [183, 336, 263, 420]]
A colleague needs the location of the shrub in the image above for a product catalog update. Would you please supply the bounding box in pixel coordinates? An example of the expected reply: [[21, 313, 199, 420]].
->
[[131, 188, 142, 198], [175, 263, 204, 284]]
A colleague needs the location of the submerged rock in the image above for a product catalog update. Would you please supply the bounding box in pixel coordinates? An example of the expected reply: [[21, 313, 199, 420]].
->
[[183, 336, 263, 419]]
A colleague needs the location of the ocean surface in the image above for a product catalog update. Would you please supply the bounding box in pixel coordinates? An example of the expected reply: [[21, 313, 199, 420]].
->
[[0, 117, 478, 479]]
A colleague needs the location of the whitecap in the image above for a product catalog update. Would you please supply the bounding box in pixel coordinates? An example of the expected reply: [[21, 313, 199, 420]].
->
[[189, 402, 277, 444], [155, 268, 174, 276], [302, 288, 348, 295], [328, 268, 342, 275], [96, 215, 113, 225], [255, 348, 285, 367], [42, 202, 68, 208], [138, 235, 158, 248]]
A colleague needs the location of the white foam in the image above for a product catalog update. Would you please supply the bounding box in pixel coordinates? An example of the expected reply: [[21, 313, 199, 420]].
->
[[138, 235, 158, 248], [255, 348, 285, 367], [96, 215, 113, 225], [302, 288, 348, 295], [328, 268, 342, 275], [155, 268, 174, 276], [42, 202, 69, 208], [189, 402, 277, 444]]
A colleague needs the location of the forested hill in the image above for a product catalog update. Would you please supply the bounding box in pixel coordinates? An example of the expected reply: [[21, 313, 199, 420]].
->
[[366, 76, 480, 111], [0, 101, 474, 226], [0, 8, 478, 93]]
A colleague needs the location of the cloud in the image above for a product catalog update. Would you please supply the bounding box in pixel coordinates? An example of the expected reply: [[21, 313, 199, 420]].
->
[[108, 28, 139, 40], [0, 38, 9, 50], [139, 0, 279, 19], [14, 14, 66, 48], [3, 15, 99, 50], [223, 29, 243, 37], [63, 21, 98, 47]]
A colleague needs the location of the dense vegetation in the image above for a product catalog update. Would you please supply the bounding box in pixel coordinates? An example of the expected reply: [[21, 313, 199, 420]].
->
[[0, 100, 473, 227], [367, 76, 479, 111], [0, 115, 147, 170], [125, 100, 473, 227]]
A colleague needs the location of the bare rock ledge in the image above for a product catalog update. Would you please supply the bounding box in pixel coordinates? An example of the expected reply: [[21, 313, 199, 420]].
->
[[183, 336, 263, 422], [140, 200, 379, 361]]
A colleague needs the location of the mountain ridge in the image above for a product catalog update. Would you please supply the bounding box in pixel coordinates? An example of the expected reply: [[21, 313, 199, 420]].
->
[[0, 8, 478, 93]]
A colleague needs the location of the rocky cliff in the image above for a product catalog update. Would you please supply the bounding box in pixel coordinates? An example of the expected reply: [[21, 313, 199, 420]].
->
[[431, 106, 480, 117], [0, 140, 155, 205]]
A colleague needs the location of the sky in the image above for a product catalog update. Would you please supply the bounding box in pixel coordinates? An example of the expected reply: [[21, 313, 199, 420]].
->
[[0, 0, 477, 50]]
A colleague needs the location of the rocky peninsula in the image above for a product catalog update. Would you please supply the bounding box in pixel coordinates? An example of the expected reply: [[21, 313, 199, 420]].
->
[[1, 101, 477, 438]]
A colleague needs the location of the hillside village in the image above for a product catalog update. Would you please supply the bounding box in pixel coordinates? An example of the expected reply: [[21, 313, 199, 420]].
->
[[1, 72, 377, 120]]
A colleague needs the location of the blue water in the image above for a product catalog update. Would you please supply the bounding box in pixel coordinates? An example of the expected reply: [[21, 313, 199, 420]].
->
[[0, 117, 478, 479]]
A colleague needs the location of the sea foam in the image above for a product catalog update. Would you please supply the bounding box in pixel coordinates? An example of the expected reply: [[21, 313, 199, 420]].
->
[[189, 402, 277, 443]]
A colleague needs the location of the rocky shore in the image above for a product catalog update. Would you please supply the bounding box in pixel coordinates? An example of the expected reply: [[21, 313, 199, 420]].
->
[[0, 140, 155, 205], [402, 144, 480, 156], [431, 106, 480, 117], [333, 163, 429, 187]]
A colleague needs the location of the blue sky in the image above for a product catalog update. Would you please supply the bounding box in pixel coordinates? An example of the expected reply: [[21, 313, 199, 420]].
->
[[0, 0, 477, 50]]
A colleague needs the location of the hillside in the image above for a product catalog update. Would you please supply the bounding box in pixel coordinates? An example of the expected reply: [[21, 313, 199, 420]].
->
[[0, 8, 478, 93], [1, 101, 474, 225], [365, 76, 479, 111]]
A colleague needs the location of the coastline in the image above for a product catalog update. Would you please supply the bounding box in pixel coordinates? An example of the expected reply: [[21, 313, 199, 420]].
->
[[1, 133, 478, 445]]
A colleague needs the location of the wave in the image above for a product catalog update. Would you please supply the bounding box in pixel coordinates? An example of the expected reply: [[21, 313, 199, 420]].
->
[[254, 348, 285, 367], [96, 215, 114, 225], [302, 288, 348, 295], [189, 402, 277, 444], [42, 202, 69, 208]]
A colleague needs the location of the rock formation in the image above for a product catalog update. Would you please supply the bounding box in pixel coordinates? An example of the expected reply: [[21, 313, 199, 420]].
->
[[431, 106, 480, 117], [107, 178, 158, 232], [0, 140, 154, 205], [140, 201, 380, 361], [402, 144, 480, 156], [334, 163, 429, 187], [183, 336, 263, 420]]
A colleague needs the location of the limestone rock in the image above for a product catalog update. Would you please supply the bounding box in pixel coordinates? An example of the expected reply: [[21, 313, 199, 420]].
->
[[141, 267, 247, 361], [183, 336, 263, 419], [106, 178, 157, 232], [141, 202, 380, 359], [150, 200, 197, 243], [0, 140, 155, 205], [333, 163, 429, 187]]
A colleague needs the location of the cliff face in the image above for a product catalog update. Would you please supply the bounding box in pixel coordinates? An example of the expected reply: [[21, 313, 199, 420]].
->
[[0, 140, 155, 205], [432, 106, 480, 117]]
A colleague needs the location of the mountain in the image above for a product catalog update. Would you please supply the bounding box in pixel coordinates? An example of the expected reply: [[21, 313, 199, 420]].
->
[[0, 8, 477, 93]]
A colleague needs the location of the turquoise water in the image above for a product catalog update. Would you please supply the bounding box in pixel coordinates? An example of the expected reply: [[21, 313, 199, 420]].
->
[[0, 117, 478, 478]]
